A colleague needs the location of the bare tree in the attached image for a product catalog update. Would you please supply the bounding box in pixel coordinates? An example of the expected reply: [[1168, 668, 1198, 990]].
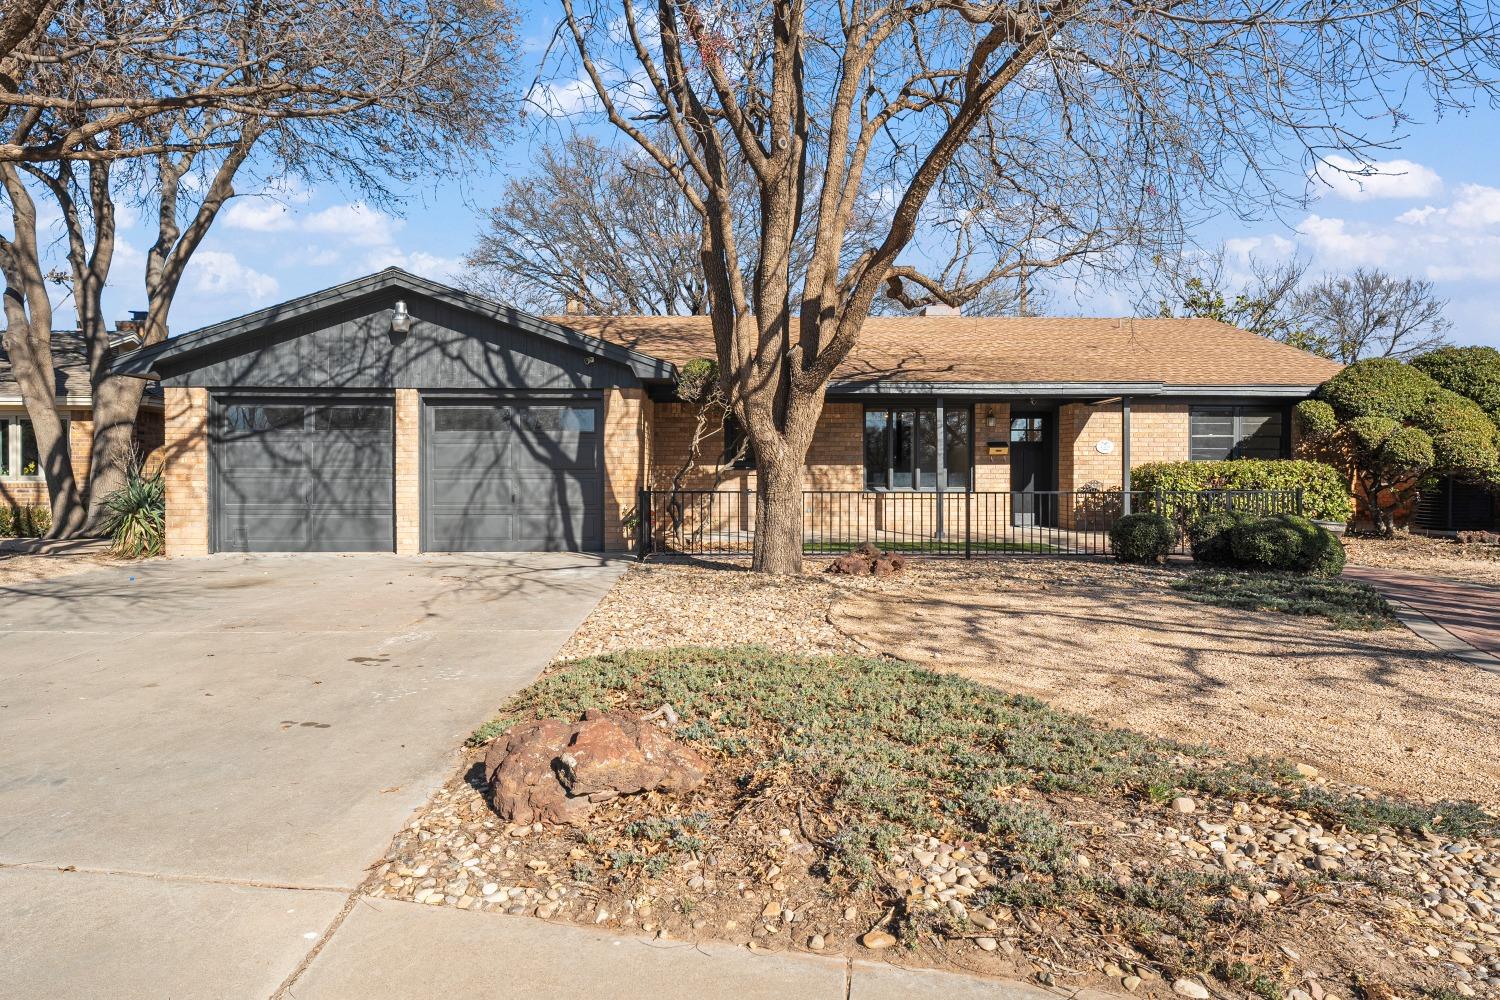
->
[[464, 137, 712, 315], [1156, 247, 1314, 347], [1294, 268, 1453, 364], [558, 0, 1499, 573], [1, 0, 518, 534]]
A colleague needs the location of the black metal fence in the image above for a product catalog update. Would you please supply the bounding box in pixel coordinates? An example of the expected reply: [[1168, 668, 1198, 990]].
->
[[638, 488, 1304, 559]]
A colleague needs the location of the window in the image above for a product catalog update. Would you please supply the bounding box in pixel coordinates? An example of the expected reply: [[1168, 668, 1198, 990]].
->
[[1190, 407, 1285, 461], [863, 405, 970, 490], [1010, 416, 1044, 443], [1, 414, 65, 480], [721, 415, 756, 469]]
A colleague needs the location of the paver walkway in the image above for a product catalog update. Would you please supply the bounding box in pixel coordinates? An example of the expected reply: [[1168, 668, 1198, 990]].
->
[[1344, 565, 1500, 670]]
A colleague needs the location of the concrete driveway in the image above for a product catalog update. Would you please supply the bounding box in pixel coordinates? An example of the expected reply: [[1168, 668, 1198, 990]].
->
[[0, 552, 623, 1000]]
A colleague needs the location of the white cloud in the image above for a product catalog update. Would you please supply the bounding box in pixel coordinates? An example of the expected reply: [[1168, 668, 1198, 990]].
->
[[187, 250, 279, 301], [222, 199, 295, 232], [1315, 155, 1443, 202], [301, 201, 404, 247], [1400, 183, 1500, 231], [1295, 214, 1399, 266], [356, 248, 464, 283]]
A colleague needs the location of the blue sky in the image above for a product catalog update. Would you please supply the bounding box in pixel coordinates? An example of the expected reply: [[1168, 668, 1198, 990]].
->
[[39, 17, 1500, 351]]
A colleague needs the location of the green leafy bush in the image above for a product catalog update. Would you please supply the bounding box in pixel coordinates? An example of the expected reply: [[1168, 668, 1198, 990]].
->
[[1186, 509, 1255, 565], [101, 462, 166, 558], [4, 504, 51, 538], [1172, 572, 1395, 630], [1412, 346, 1500, 422], [1320, 357, 1435, 421], [1229, 514, 1345, 576], [1109, 512, 1178, 563], [1132, 459, 1354, 523]]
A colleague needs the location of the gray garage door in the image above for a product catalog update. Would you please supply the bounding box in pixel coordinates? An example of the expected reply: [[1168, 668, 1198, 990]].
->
[[214, 398, 394, 552], [424, 399, 602, 551]]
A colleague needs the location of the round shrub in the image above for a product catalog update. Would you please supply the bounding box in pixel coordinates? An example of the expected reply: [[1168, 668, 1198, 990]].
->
[[1130, 458, 1353, 523], [1412, 345, 1500, 418], [1320, 357, 1437, 422], [1109, 512, 1178, 564], [1294, 398, 1338, 438], [1230, 514, 1345, 576], [1187, 509, 1255, 565]]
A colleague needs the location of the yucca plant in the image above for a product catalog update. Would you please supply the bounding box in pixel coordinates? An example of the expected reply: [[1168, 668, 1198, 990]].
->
[[101, 460, 165, 558]]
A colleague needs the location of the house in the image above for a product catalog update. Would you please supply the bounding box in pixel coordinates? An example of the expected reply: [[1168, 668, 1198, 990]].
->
[[1, 327, 164, 515], [110, 268, 1342, 556]]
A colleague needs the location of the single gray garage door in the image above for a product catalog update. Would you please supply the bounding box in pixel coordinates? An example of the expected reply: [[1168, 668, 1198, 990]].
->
[[214, 398, 394, 552], [423, 399, 602, 551]]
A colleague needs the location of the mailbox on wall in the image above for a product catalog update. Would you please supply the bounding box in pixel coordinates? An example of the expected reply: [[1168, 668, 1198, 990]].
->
[[986, 441, 1008, 457]]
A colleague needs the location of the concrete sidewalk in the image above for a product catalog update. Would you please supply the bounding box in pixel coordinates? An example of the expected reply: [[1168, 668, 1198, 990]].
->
[[285, 897, 1079, 1000], [1344, 565, 1500, 672]]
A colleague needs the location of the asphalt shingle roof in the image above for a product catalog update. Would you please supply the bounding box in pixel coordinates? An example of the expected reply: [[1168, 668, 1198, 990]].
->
[[556, 314, 1343, 387], [2, 331, 160, 401]]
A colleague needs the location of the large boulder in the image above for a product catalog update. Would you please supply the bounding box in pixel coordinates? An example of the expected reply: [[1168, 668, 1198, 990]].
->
[[482, 708, 708, 826]]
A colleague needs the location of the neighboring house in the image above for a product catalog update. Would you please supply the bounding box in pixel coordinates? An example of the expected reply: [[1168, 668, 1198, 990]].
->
[[110, 268, 1342, 556], [1, 327, 165, 514]]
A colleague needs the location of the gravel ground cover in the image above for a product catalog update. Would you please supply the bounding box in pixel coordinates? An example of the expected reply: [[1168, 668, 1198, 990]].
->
[[373, 647, 1500, 1000], [1343, 535, 1500, 587], [0, 546, 125, 587]]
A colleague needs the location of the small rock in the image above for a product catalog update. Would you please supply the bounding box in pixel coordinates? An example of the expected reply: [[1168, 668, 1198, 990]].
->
[[975, 937, 998, 952], [862, 930, 897, 950], [1173, 979, 1210, 999], [808, 934, 825, 951], [1171, 797, 1197, 815], [1123, 976, 1143, 993], [843, 906, 858, 922], [1294, 762, 1320, 779]]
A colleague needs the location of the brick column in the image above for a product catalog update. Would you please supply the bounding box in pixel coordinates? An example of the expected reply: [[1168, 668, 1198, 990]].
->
[[394, 389, 421, 554], [602, 387, 650, 552], [163, 387, 210, 557]]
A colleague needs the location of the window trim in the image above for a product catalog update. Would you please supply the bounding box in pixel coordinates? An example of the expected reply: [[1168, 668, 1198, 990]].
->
[[1, 412, 68, 482], [1189, 405, 1287, 461], [862, 402, 972, 492]]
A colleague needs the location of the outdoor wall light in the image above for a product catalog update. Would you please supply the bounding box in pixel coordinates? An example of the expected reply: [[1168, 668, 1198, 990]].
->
[[391, 299, 412, 336]]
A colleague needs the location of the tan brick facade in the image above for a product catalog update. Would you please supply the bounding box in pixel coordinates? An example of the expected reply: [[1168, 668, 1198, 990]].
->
[[1058, 401, 1189, 492], [1, 405, 165, 514], [163, 387, 210, 557], [603, 387, 652, 552], [394, 389, 421, 554]]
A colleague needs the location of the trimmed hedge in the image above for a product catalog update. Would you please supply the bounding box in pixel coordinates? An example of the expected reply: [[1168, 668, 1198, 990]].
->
[[1186, 508, 1255, 566], [1108, 512, 1178, 563], [1229, 513, 1346, 576], [1132, 459, 1354, 524], [0, 505, 51, 538]]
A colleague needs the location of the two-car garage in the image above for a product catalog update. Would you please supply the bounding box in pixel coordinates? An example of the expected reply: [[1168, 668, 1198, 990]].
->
[[115, 269, 673, 556], [211, 395, 604, 553]]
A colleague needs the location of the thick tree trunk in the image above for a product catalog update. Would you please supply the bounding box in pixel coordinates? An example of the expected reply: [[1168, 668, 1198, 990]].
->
[[752, 447, 804, 574], [83, 373, 148, 529]]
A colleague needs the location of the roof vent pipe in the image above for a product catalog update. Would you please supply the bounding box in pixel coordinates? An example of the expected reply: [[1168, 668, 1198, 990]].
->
[[919, 303, 961, 317]]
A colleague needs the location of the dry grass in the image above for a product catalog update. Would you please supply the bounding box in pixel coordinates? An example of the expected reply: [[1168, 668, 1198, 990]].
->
[[1343, 532, 1500, 586], [0, 545, 126, 588], [566, 557, 1500, 811]]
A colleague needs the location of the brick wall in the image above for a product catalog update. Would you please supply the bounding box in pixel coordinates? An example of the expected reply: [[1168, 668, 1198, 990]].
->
[[394, 389, 420, 554], [1058, 401, 1189, 491], [649, 401, 864, 492], [973, 402, 1011, 492], [1, 404, 165, 516], [603, 387, 651, 552], [162, 387, 210, 557]]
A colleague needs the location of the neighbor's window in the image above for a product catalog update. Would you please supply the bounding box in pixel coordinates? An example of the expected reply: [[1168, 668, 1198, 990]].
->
[[863, 405, 970, 490], [1189, 407, 1285, 461], [0, 415, 62, 480]]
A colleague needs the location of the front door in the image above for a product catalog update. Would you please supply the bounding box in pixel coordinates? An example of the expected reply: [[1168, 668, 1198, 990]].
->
[[1009, 412, 1055, 527]]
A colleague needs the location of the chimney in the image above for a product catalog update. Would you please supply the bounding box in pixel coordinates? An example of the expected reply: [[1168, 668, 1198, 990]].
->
[[564, 297, 585, 315], [111, 309, 149, 347], [919, 303, 961, 317]]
